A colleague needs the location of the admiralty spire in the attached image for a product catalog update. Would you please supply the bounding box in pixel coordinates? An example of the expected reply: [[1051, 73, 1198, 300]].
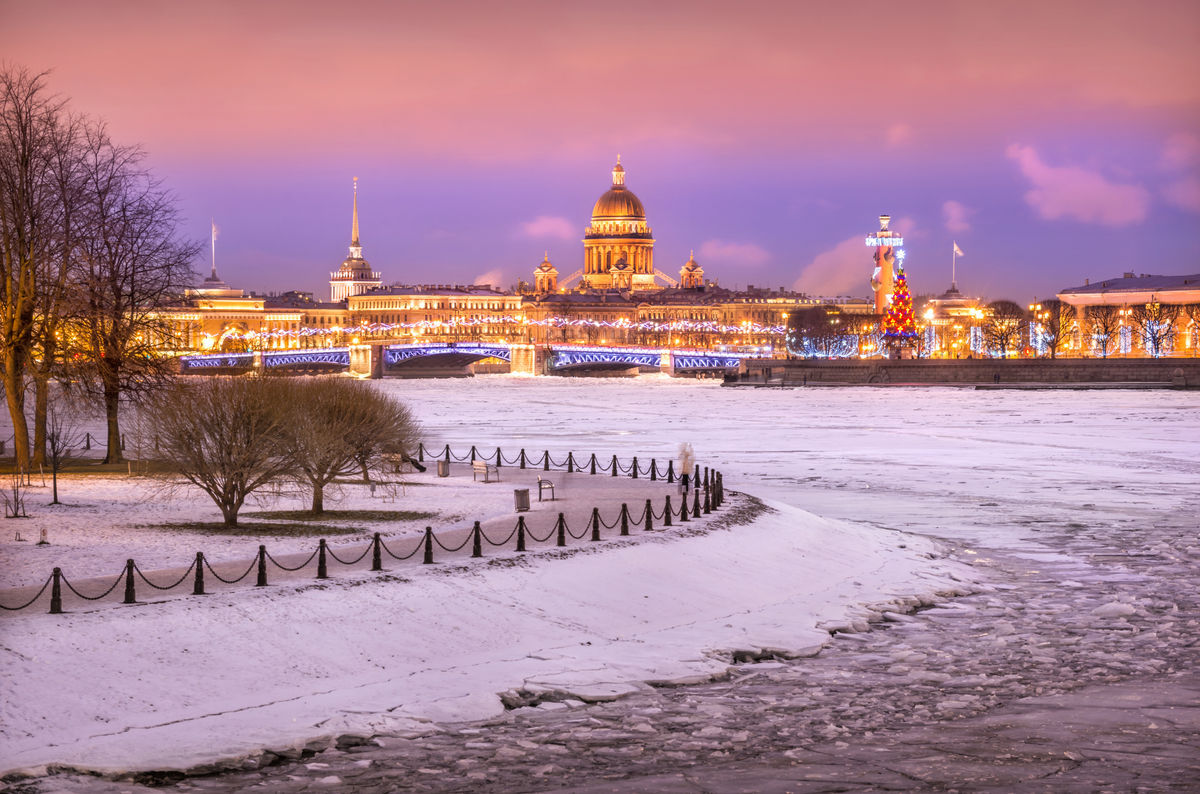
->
[[330, 176, 382, 302]]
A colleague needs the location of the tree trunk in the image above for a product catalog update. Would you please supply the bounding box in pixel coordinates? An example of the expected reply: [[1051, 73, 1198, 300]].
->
[[3, 358, 30, 469], [220, 502, 239, 528], [103, 383, 123, 464], [32, 373, 48, 467], [51, 466, 59, 504], [311, 482, 324, 514]]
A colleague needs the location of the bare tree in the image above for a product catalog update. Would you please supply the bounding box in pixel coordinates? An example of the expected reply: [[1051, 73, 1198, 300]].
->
[[279, 378, 419, 513], [44, 399, 82, 504], [74, 127, 199, 462], [345, 385, 420, 482], [0, 66, 72, 469], [1032, 299, 1074, 359], [1130, 302, 1181, 357], [30, 110, 87, 466], [982, 300, 1027, 358], [786, 306, 856, 358], [1085, 305, 1122, 358], [148, 377, 297, 528]]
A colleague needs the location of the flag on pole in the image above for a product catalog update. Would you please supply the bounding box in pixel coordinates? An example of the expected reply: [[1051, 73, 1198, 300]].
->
[[953, 242, 964, 257]]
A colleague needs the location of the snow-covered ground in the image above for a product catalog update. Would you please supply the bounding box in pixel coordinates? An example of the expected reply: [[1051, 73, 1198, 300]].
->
[[2, 375, 1197, 779]]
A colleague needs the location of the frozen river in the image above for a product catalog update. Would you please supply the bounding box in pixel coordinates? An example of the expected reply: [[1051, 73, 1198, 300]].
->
[[11, 376, 1200, 792]]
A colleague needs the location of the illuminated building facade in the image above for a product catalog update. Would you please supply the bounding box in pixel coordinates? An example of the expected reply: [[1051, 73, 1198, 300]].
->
[[919, 284, 986, 358], [1058, 273, 1200, 356], [157, 164, 876, 356]]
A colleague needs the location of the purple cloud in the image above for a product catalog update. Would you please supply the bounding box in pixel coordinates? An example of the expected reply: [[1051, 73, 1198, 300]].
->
[[1006, 144, 1150, 226]]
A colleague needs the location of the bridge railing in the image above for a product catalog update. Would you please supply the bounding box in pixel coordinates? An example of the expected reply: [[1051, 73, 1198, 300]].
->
[[1, 447, 726, 614]]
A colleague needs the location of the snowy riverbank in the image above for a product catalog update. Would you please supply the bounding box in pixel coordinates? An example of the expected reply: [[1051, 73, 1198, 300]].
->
[[0, 473, 973, 776]]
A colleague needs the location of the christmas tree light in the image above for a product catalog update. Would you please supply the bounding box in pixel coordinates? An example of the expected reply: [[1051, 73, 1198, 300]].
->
[[881, 266, 918, 342]]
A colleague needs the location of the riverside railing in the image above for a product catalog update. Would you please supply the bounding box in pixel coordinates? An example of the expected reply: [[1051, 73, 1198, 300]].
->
[[1, 449, 725, 614], [417, 442, 714, 484]]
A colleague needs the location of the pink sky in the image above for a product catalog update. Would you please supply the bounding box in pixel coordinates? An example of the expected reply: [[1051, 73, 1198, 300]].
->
[[3, 0, 1198, 300]]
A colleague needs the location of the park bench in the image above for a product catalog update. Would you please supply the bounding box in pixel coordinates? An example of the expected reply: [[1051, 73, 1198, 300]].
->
[[537, 475, 555, 501], [472, 460, 500, 482]]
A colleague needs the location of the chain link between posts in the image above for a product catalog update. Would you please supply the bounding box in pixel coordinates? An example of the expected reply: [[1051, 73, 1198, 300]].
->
[[134, 560, 199, 590], [60, 570, 126, 601], [202, 555, 260, 585], [0, 575, 52, 611]]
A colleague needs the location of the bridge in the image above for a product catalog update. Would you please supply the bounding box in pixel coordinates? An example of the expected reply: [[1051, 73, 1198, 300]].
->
[[178, 342, 755, 378]]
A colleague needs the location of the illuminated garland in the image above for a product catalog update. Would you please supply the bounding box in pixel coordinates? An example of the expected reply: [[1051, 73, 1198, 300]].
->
[[202, 315, 789, 344]]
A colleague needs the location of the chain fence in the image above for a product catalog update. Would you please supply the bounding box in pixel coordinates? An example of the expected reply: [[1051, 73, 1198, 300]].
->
[[0, 446, 725, 614]]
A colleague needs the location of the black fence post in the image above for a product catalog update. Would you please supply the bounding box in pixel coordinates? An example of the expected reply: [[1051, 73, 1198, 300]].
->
[[556, 513, 566, 547], [444, 446, 451, 466], [50, 568, 62, 614], [567, 452, 575, 473], [256, 545, 268, 586], [680, 493, 690, 522], [704, 466, 710, 489], [703, 487, 711, 514], [418, 442, 425, 462], [664, 495, 673, 527], [520, 448, 527, 469], [123, 559, 136, 604], [611, 454, 618, 477], [543, 450, 551, 472], [589, 453, 597, 475], [692, 488, 701, 519], [650, 459, 657, 481], [667, 460, 675, 483], [372, 533, 383, 571], [494, 446, 502, 466], [472, 521, 483, 558], [591, 507, 601, 541], [423, 527, 434, 564], [317, 540, 328, 579], [644, 498, 654, 532], [193, 552, 206, 594], [516, 516, 527, 551], [620, 503, 629, 536], [694, 464, 701, 489], [470, 445, 478, 462], [631, 456, 639, 479]]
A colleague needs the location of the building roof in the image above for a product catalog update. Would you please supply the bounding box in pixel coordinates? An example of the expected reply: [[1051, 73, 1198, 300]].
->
[[1059, 273, 1200, 295]]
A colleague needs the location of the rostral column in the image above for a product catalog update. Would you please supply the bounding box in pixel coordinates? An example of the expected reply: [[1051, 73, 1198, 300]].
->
[[866, 214, 902, 314]]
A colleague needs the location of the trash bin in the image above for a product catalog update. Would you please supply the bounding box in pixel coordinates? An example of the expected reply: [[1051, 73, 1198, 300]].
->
[[513, 488, 530, 512], [437, 459, 450, 478]]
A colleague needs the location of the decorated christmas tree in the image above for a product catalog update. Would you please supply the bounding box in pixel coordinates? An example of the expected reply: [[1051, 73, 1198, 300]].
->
[[881, 266, 918, 342]]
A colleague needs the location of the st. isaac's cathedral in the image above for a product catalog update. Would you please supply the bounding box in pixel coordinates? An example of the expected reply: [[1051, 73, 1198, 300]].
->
[[164, 159, 867, 354]]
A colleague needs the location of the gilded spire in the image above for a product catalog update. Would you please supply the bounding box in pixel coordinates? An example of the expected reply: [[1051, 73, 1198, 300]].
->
[[351, 177, 360, 247]]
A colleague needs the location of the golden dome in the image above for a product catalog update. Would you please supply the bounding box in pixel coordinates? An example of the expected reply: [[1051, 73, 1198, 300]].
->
[[591, 156, 646, 220], [592, 187, 645, 220]]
